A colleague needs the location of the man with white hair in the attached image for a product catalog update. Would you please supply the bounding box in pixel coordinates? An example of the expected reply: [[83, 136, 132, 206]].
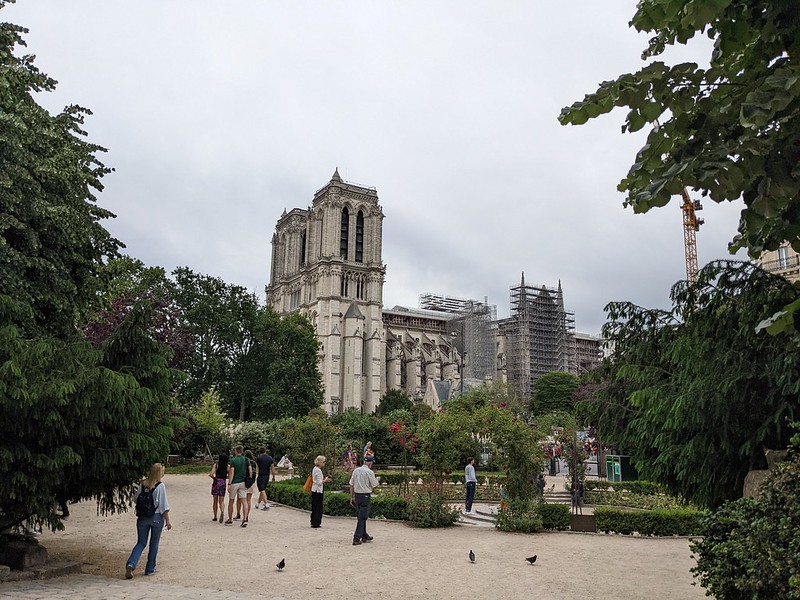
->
[[349, 455, 378, 545]]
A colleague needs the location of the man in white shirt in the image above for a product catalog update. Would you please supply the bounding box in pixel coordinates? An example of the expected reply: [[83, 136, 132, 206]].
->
[[465, 457, 477, 514], [349, 456, 379, 545]]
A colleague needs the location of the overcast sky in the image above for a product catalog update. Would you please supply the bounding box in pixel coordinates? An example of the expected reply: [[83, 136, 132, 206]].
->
[[6, 1, 746, 334]]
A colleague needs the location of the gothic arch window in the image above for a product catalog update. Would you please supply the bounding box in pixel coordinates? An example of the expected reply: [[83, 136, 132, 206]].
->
[[340, 207, 349, 259], [300, 229, 307, 267], [355, 210, 364, 262]]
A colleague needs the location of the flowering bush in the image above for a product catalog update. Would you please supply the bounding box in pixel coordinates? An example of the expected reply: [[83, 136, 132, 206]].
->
[[407, 481, 460, 528]]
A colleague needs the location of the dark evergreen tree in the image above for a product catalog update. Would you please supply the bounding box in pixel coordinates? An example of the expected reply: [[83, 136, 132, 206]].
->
[[579, 261, 800, 507]]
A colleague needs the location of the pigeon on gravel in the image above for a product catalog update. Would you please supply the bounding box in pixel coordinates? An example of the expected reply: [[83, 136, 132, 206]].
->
[[469, 550, 475, 563], [276, 558, 285, 571], [526, 555, 537, 564]]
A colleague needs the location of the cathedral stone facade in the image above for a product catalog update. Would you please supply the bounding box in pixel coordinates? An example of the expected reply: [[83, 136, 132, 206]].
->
[[267, 170, 387, 414]]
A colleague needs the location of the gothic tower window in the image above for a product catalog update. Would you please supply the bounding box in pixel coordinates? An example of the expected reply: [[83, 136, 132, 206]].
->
[[340, 207, 349, 259], [355, 210, 364, 262], [300, 230, 307, 266]]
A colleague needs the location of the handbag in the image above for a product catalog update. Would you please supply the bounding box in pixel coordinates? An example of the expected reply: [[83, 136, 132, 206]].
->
[[303, 474, 313, 493]]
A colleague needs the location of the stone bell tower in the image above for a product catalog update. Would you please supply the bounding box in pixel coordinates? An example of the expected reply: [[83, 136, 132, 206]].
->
[[266, 169, 386, 414]]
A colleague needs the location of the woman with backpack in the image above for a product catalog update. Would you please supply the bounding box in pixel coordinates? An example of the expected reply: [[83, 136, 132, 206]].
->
[[125, 463, 172, 579]]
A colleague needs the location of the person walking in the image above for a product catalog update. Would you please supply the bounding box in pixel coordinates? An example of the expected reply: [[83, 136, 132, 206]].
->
[[209, 453, 229, 522], [243, 450, 258, 519], [256, 447, 276, 510], [349, 455, 378, 545], [310, 455, 332, 528], [536, 473, 546, 497], [464, 457, 477, 514], [225, 445, 251, 527], [125, 463, 171, 579]]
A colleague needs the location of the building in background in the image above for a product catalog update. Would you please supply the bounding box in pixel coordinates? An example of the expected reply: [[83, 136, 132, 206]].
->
[[758, 244, 800, 282], [267, 172, 601, 413], [574, 331, 603, 374], [419, 293, 497, 388], [497, 274, 576, 401], [266, 170, 386, 414]]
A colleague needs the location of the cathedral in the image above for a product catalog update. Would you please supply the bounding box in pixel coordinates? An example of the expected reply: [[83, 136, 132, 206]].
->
[[266, 171, 599, 414]]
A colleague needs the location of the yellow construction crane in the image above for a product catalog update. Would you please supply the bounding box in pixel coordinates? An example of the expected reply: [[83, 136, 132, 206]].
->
[[681, 188, 704, 284]]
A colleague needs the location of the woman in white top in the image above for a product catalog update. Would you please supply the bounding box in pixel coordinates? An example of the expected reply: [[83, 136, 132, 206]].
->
[[310, 455, 331, 528], [125, 463, 172, 579]]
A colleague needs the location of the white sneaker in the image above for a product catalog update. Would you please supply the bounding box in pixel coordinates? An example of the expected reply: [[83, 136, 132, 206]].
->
[[264, 503, 271, 510]]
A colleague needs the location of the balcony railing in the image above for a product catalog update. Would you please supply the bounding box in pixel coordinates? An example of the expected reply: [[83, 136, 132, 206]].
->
[[760, 255, 800, 273]]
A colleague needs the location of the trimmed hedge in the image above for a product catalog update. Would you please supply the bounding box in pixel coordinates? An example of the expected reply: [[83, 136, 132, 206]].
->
[[537, 503, 570, 530], [583, 480, 664, 495], [594, 507, 707, 536], [374, 472, 506, 487], [269, 482, 408, 521]]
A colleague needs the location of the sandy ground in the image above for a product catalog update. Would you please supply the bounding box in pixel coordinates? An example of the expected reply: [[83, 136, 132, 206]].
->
[[37, 474, 706, 600]]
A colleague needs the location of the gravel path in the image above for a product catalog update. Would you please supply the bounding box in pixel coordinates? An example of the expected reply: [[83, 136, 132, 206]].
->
[[29, 473, 706, 600]]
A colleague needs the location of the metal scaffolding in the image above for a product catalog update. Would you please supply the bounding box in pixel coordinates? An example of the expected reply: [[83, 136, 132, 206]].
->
[[419, 293, 497, 386], [500, 274, 576, 400]]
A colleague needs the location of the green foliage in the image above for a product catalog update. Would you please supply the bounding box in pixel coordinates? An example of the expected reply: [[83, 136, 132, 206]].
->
[[494, 498, 543, 533], [190, 388, 227, 435], [417, 410, 480, 476], [594, 507, 707, 537], [580, 261, 800, 507], [410, 403, 435, 423], [247, 311, 324, 420], [286, 413, 337, 477], [536, 503, 570, 531], [269, 482, 408, 520], [375, 389, 413, 416], [473, 406, 542, 502], [407, 483, 461, 528], [559, 1, 800, 264], [585, 491, 688, 511], [332, 408, 391, 462], [167, 268, 323, 420], [0, 13, 117, 341], [0, 298, 180, 532], [583, 480, 664, 495], [691, 430, 800, 599], [531, 371, 579, 416]]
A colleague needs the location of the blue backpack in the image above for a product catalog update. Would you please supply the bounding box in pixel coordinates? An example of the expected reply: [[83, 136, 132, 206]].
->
[[135, 481, 161, 518]]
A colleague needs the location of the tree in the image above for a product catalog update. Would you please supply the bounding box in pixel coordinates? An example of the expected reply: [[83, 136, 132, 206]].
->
[[0, 6, 117, 341], [286, 412, 337, 477], [375, 388, 413, 416], [85, 256, 192, 369], [331, 408, 391, 461], [170, 267, 261, 413], [417, 410, 479, 478], [531, 371, 579, 416], [691, 427, 800, 599], [560, 2, 800, 265], [167, 269, 323, 420], [580, 261, 800, 507], [0, 9, 178, 532], [248, 311, 323, 420], [2, 299, 180, 532]]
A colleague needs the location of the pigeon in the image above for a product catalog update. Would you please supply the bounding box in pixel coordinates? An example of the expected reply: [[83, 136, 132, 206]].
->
[[276, 558, 285, 571], [468, 550, 475, 563], [526, 555, 537, 564]]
